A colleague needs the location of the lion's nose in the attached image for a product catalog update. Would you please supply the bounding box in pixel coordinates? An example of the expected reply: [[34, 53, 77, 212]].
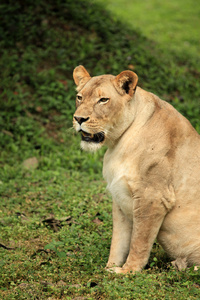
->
[[74, 116, 89, 125]]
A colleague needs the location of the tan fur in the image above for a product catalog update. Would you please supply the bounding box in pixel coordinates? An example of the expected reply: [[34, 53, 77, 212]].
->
[[73, 65, 200, 274]]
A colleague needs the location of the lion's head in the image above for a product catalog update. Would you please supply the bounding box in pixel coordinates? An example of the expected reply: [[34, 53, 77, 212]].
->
[[73, 66, 138, 151]]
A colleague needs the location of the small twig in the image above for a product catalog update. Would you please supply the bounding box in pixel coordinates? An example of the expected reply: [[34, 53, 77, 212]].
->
[[0, 243, 15, 250]]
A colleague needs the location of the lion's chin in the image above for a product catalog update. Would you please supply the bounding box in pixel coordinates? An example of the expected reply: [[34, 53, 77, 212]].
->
[[80, 140, 103, 152]]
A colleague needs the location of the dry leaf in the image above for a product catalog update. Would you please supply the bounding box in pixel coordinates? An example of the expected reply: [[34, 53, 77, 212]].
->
[[22, 157, 38, 170], [92, 218, 102, 225]]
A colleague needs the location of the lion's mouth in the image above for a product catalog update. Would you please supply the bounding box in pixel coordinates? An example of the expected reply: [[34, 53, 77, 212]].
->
[[80, 130, 105, 143]]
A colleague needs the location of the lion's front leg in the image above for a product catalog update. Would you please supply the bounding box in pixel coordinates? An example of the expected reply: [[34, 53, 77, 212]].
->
[[106, 200, 132, 269], [116, 199, 167, 274]]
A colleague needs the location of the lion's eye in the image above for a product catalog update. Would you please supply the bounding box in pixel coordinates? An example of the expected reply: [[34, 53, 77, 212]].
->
[[98, 97, 109, 104], [77, 95, 82, 101]]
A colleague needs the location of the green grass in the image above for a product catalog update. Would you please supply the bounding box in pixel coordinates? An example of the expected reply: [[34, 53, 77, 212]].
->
[[100, 0, 200, 60], [0, 0, 200, 299]]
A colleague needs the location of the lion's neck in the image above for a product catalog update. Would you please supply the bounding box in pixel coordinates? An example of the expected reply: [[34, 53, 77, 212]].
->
[[131, 87, 157, 128], [106, 87, 157, 149]]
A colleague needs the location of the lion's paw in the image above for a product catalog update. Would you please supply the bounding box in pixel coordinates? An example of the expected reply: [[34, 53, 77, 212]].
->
[[106, 267, 133, 274]]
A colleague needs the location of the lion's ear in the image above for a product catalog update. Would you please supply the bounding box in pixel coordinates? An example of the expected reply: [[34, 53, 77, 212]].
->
[[73, 65, 91, 87], [114, 71, 138, 96]]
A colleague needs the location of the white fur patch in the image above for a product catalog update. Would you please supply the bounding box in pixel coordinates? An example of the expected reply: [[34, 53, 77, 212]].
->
[[80, 141, 103, 152]]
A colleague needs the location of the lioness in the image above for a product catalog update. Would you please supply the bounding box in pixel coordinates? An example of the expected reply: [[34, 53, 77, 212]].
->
[[73, 65, 200, 274]]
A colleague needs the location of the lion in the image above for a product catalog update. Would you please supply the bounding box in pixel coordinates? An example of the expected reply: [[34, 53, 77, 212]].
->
[[73, 65, 200, 274]]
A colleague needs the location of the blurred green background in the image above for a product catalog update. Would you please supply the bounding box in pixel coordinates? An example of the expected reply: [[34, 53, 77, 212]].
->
[[101, 0, 200, 58]]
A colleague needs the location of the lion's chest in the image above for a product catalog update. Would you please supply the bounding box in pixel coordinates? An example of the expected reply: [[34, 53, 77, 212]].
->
[[103, 153, 134, 220], [108, 176, 133, 220]]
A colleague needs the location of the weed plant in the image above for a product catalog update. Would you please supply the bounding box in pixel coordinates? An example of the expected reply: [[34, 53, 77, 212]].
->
[[0, 0, 200, 299]]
